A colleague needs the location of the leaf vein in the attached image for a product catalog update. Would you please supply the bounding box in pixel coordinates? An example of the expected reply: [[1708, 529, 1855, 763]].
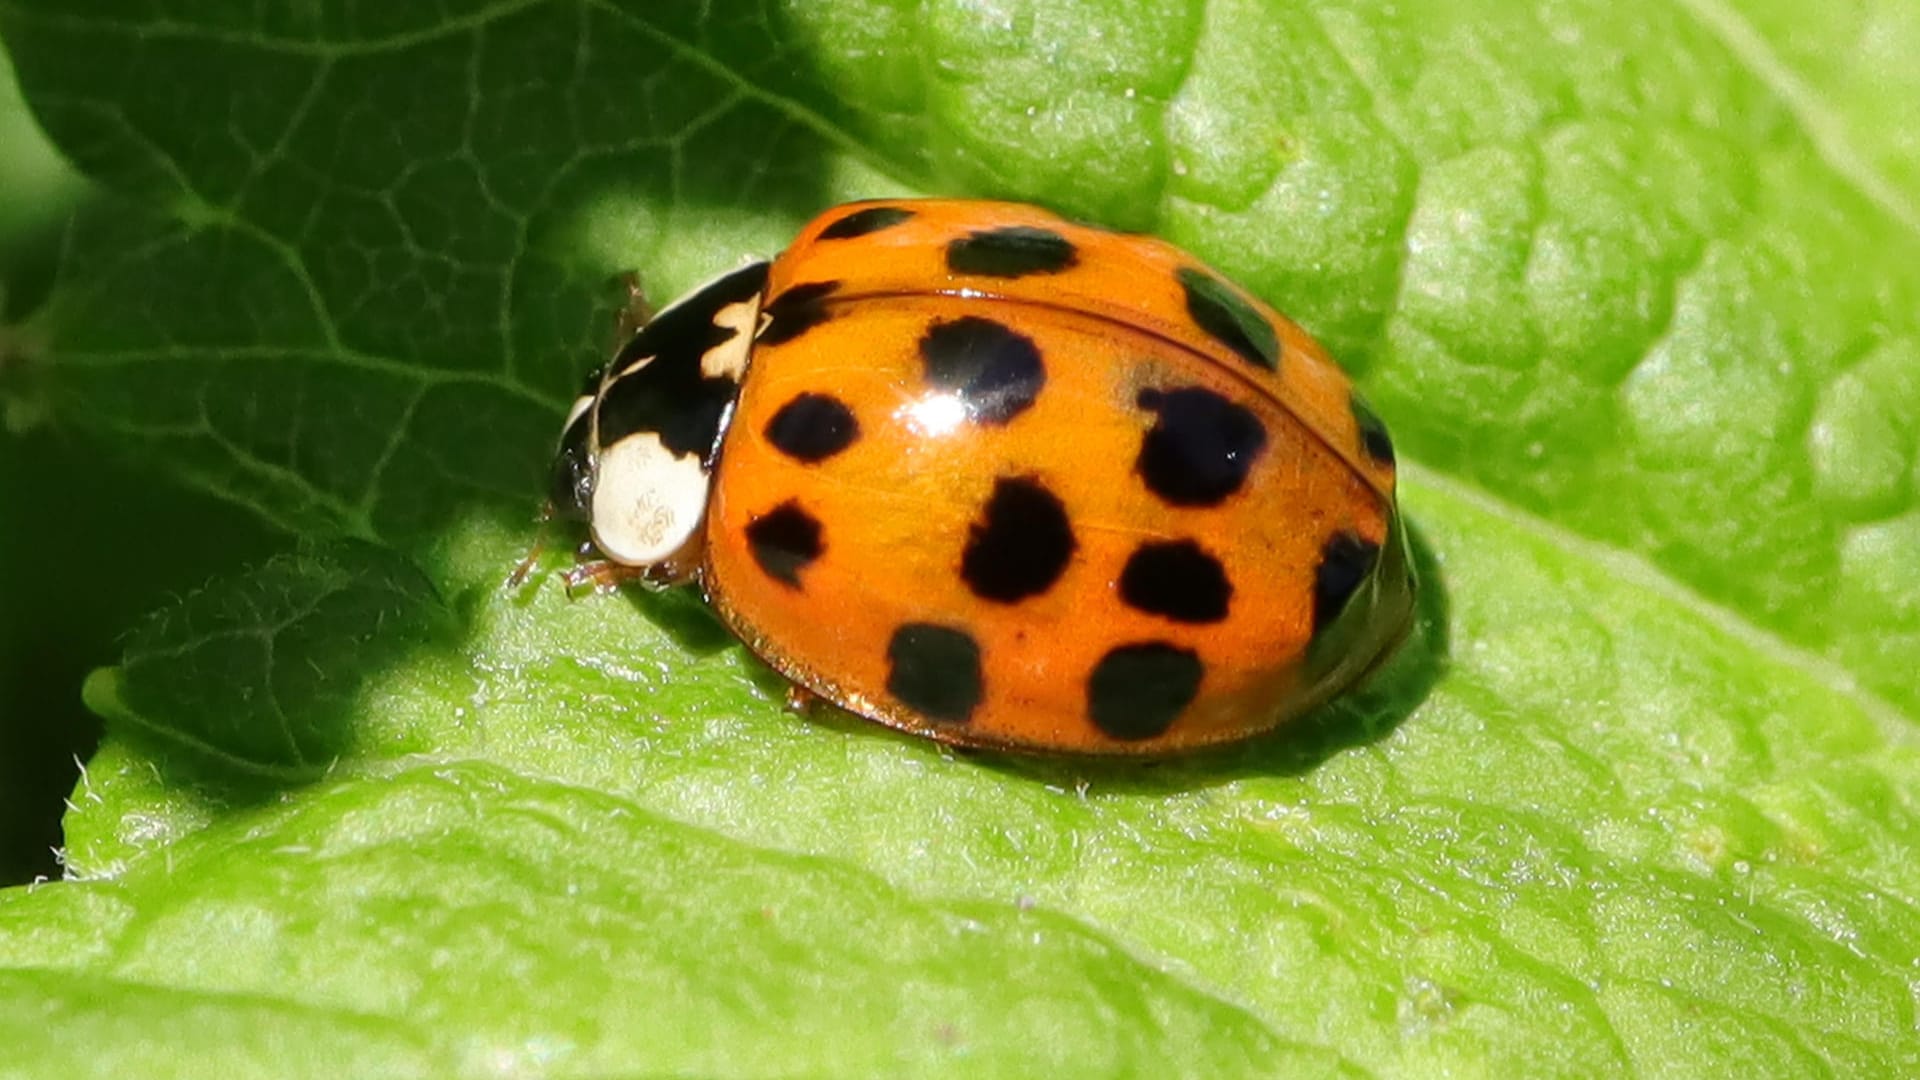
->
[[1672, 0, 1920, 237]]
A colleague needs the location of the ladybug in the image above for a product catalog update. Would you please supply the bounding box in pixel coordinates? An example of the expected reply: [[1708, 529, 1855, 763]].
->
[[544, 199, 1414, 755]]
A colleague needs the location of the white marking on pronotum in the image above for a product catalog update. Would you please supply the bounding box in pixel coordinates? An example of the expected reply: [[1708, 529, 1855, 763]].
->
[[700, 295, 761, 380], [590, 433, 710, 566], [615, 353, 656, 381]]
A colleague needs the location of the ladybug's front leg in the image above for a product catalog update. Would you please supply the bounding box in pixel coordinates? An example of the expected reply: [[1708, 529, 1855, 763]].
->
[[561, 537, 702, 597], [560, 559, 653, 597]]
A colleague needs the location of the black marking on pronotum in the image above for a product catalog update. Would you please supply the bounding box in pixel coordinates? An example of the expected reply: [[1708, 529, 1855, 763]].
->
[[1087, 642, 1204, 741], [946, 225, 1079, 278], [886, 622, 984, 724], [918, 316, 1046, 425], [764, 392, 860, 463], [1313, 530, 1380, 634], [595, 263, 771, 459], [759, 280, 842, 346], [1134, 386, 1269, 506], [1118, 540, 1231, 624], [1351, 392, 1395, 466], [1177, 266, 1279, 371], [819, 205, 916, 239], [744, 500, 824, 588], [960, 477, 1077, 603]]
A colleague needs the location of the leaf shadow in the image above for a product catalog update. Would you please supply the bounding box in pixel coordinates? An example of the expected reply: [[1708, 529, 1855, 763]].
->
[[38, 5, 891, 816], [15, 1, 906, 560], [614, 582, 739, 658], [36, 1, 1463, 831], [97, 541, 473, 810]]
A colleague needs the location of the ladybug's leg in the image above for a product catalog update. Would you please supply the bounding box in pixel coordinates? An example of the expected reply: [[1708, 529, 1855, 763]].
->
[[506, 502, 557, 589], [783, 684, 823, 714], [614, 272, 653, 343], [561, 559, 654, 597], [561, 534, 703, 596], [561, 558, 695, 595], [635, 538, 702, 590]]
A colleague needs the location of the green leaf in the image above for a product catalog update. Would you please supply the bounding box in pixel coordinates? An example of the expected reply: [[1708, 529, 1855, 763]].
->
[[2, 0, 1919, 1075], [8, 759, 1349, 1078], [0, 427, 282, 884], [0, 37, 79, 277], [0, 49, 285, 882], [100, 542, 461, 783]]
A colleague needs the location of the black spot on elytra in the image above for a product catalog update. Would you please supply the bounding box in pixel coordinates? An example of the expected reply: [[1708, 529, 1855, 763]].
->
[[764, 393, 859, 463], [745, 501, 824, 588], [1314, 530, 1380, 633], [1119, 540, 1231, 624], [1087, 643, 1204, 741], [1134, 386, 1269, 506], [595, 263, 770, 460], [946, 225, 1079, 278], [961, 477, 1077, 603], [759, 280, 841, 346], [820, 205, 916, 239], [1351, 392, 1395, 466], [918, 316, 1046, 425], [886, 623, 984, 724], [1177, 266, 1279, 371]]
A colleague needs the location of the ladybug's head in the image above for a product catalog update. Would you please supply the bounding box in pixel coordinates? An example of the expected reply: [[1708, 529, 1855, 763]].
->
[[548, 389, 599, 523], [543, 373, 718, 572]]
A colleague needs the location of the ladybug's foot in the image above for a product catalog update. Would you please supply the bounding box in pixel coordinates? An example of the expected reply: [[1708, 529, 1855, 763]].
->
[[656, 547, 705, 588], [561, 552, 696, 597], [784, 684, 823, 714], [506, 553, 541, 590], [561, 560, 653, 598]]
